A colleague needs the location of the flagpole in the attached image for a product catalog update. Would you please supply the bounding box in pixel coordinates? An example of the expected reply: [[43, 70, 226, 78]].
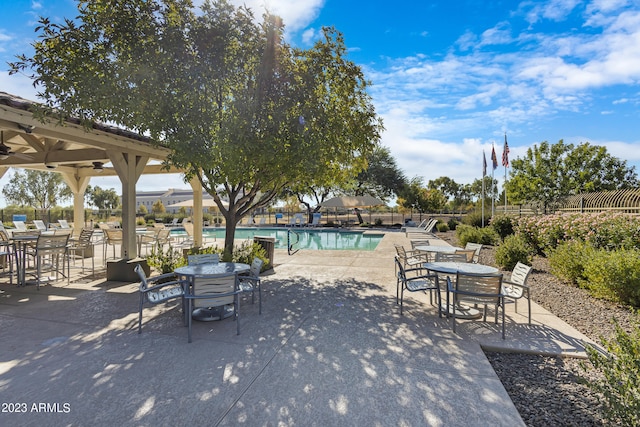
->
[[482, 150, 486, 227], [502, 133, 509, 213]]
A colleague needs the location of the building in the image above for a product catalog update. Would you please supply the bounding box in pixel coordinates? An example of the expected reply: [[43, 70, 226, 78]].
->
[[136, 188, 216, 214]]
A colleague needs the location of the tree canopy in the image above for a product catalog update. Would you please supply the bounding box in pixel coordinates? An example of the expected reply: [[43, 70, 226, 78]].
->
[[506, 140, 638, 211], [2, 170, 71, 209], [11, 0, 382, 254]]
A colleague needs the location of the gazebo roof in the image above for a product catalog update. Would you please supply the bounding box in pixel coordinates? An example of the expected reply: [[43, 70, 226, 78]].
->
[[0, 91, 175, 176]]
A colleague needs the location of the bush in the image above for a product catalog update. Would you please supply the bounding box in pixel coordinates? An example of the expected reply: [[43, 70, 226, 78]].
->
[[184, 241, 270, 270], [583, 320, 640, 426], [494, 234, 533, 270], [490, 215, 514, 241], [548, 240, 594, 286], [436, 222, 449, 232], [456, 224, 498, 247], [447, 217, 459, 231], [463, 211, 489, 228], [581, 248, 640, 306]]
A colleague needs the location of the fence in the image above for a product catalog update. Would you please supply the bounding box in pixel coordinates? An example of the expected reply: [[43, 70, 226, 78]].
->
[[497, 189, 640, 217]]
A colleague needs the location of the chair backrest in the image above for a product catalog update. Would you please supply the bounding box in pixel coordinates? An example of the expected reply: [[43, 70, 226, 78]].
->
[[192, 273, 238, 308], [58, 219, 71, 229], [394, 244, 408, 258], [435, 252, 468, 262], [13, 221, 27, 231], [152, 223, 166, 230], [410, 239, 431, 249], [454, 249, 476, 263], [105, 228, 123, 243], [156, 228, 171, 244], [183, 222, 194, 237], [394, 256, 406, 280], [170, 218, 179, 226], [74, 228, 94, 248], [0, 229, 10, 244], [453, 272, 503, 305], [187, 253, 220, 265], [36, 234, 70, 254], [509, 262, 532, 286], [249, 257, 264, 277], [0, 220, 4, 230], [464, 242, 483, 263], [423, 219, 438, 233]]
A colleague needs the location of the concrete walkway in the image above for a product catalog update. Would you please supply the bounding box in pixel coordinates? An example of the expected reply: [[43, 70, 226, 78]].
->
[[0, 230, 593, 426]]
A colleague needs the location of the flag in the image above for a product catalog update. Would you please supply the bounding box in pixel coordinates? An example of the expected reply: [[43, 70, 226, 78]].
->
[[491, 145, 498, 170], [483, 150, 487, 176], [502, 134, 510, 167]]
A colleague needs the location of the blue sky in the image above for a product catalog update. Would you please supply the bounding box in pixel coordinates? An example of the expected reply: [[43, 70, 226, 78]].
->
[[2, 0, 640, 206]]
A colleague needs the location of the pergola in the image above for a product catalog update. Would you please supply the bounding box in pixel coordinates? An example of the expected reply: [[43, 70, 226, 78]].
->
[[0, 91, 209, 266]]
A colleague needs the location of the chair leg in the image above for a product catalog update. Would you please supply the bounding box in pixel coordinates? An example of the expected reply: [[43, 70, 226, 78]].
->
[[187, 299, 193, 343], [138, 295, 144, 334]]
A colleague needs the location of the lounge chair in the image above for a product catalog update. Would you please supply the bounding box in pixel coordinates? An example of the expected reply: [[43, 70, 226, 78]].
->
[[405, 218, 437, 237]]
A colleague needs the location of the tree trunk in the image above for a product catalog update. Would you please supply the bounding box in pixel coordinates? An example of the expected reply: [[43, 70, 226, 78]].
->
[[224, 219, 238, 259]]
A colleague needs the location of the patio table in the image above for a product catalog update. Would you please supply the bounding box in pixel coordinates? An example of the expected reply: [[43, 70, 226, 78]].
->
[[11, 234, 39, 286]]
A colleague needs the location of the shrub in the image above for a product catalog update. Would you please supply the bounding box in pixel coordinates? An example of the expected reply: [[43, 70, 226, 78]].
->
[[463, 211, 488, 228], [146, 245, 186, 274], [436, 222, 449, 232], [583, 320, 640, 426], [456, 224, 498, 246], [581, 248, 640, 306], [490, 214, 514, 241], [374, 218, 383, 226], [447, 217, 459, 231], [494, 234, 533, 270], [548, 240, 594, 286], [184, 241, 270, 270]]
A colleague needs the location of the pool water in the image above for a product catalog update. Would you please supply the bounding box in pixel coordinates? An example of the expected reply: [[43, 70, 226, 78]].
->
[[170, 227, 383, 251]]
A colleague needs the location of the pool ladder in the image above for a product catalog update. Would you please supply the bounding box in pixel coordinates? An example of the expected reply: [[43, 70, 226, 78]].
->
[[287, 229, 301, 255]]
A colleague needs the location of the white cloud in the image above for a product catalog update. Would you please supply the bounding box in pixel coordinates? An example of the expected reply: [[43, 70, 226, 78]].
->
[[227, 0, 325, 33]]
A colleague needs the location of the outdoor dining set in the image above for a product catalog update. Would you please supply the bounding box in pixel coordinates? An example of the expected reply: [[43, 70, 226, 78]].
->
[[394, 237, 532, 340], [136, 253, 264, 343]]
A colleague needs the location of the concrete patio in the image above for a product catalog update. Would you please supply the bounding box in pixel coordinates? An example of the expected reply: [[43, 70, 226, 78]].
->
[[0, 230, 594, 426]]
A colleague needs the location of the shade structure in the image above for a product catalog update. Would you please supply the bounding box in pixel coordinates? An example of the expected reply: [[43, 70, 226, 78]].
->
[[320, 195, 385, 208], [167, 198, 228, 208]]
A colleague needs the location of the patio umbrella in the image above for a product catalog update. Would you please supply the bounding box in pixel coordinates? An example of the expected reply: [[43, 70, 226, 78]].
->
[[320, 195, 385, 208]]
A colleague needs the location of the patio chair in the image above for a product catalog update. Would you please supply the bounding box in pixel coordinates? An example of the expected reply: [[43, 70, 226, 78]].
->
[[401, 218, 427, 232], [501, 262, 533, 324], [447, 271, 505, 339], [185, 271, 241, 342], [464, 242, 483, 263], [33, 220, 48, 232], [134, 264, 186, 334], [104, 228, 123, 261], [434, 252, 468, 263], [239, 257, 264, 314], [395, 256, 441, 316], [58, 219, 72, 230], [30, 233, 71, 289], [405, 218, 437, 237], [187, 253, 220, 265], [454, 249, 476, 263], [13, 221, 28, 231], [68, 228, 95, 275], [0, 230, 13, 285], [394, 244, 427, 271]]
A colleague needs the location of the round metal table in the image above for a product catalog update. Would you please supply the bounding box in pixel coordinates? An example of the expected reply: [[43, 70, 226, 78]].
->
[[423, 262, 500, 319], [175, 262, 250, 321]]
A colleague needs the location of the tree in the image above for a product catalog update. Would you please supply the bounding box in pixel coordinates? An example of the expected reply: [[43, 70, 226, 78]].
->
[[507, 140, 638, 211], [12, 0, 382, 255], [2, 170, 71, 209], [398, 177, 447, 214], [151, 200, 166, 214], [86, 186, 120, 211], [353, 146, 406, 200], [138, 204, 148, 215]]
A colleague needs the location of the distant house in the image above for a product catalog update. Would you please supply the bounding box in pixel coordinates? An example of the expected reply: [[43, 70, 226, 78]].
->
[[136, 188, 217, 214]]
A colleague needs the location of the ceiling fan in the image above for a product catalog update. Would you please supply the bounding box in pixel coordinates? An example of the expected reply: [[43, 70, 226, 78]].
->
[[0, 131, 33, 160]]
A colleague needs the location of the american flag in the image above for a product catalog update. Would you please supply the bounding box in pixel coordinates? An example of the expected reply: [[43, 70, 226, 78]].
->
[[502, 134, 510, 167], [491, 145, 498, 170], [483, 151, 487, 176]]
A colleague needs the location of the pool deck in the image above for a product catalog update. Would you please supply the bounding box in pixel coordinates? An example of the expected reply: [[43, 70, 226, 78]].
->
[[0, 230, 594, 426]]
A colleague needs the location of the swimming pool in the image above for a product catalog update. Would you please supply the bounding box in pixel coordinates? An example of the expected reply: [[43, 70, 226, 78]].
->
[[170, 227, 384, 251]]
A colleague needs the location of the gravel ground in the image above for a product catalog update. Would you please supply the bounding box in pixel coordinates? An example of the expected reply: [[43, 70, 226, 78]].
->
[[439, 231, 639, 427]]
